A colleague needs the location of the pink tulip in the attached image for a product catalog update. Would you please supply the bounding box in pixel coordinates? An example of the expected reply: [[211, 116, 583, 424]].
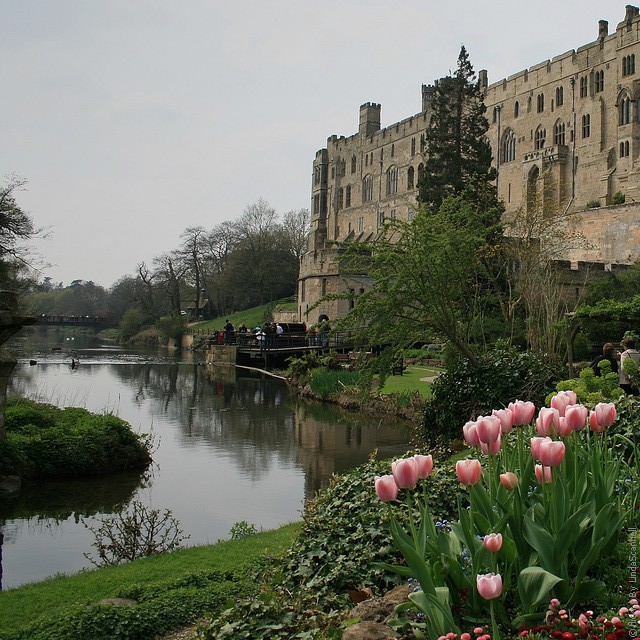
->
[[476, 573, 503, 599], [589, 410, 606, 432], [413, 454, 434, 479], [492, 408, 514, 434], [535, 464, 553, 483], [476, 415, 501, 444], [550, 390, 577, 417], [455, 459, 482, 486], [508, 400, 536, 426], [461, 634, 471, 640], [594, 402, 617, 428], [391, 457, 419, 489], [463, 420, 480, 446], [483, 532, 503, 553], [374, 475, 398, 501], [530, 436, 551, 460], [555, 417, 573, 438], [480, 435, 501, 456], [536, 407, 560, 436], [538, 439, 566, 467], [499, 471, 519, 490], [564, 403, 588, 431]]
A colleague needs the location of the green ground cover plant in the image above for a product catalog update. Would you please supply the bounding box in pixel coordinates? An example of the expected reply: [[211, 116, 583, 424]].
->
[[0, 523, 299, 640], [0, 398, 152, 478]]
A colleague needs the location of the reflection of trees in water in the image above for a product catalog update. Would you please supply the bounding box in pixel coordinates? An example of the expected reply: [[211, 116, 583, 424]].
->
[[109, 364, 299, 481]]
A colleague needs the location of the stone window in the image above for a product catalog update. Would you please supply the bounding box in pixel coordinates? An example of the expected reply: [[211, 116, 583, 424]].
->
[[580, 76, 588, 98], [337, 188, 344, 211], [391, 143, 395, 158], [379, 210, 385, 225], [623, 54, 636, 76], [411, 137, 416, 155], [365, 154, 368, 167], [408, 207, 414, 221], [362, 175, 373, 202], [620, 140, 630, 157], [594, 70, 604, 93], [420, 134, 425, 152], [535, 126, 546, 150], [351, 155, 356, 173], [417, 163, 424, 183], [386, 166, 398, 196], [537, 93, 544, 113], [314, 165, 321, 185], [620, 96, 632, 125], [582, 114, 591, 138], [407, 166, 415, 189], [527, 96, 532, 113], [345, 185, 351, 208], [313, 194, 320, 214], [492, 107, 498, 123], [501, 129, 516, 163], [514, 101, 519, 118], [556, 86, 564, 107], [358, 216, 364, 233], [553, 121, 565, 146], [390, 209, 396, 220]]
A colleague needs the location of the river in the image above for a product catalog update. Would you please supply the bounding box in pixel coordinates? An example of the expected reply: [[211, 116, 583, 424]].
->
[[1, 331, 410, 590]]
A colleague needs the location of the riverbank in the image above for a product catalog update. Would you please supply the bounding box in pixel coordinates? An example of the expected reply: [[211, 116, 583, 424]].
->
[[0, 523, 300, 639]]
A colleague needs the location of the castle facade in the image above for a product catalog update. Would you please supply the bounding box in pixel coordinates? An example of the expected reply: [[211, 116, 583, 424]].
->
[[298, 5, 640, 325]]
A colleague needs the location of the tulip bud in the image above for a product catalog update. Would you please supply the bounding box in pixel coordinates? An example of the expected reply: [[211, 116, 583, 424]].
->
[[508, 400, 536, 426], [391, 457, 419, 489], [535, 464, 553, 483], [476, 573, 503, 599], [462, 420, 480, 446], [564, 403, 588, 431], [480, 436, 501, 456], [455, 459, 482, 486], [492, 408, 514, 434], [374, 475, 398, 501], [538, 439, 566, 467], [550, 390, 577, 417], [413, 454, 434, 479], [483, 532, 503, 553], [536, 407, 560, 436], [499, 471, 519, 490], [594, 402, 616, 428], [476, 415, 501, 444]]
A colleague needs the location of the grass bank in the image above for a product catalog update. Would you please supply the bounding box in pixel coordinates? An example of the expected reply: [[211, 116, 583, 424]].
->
[[0, 522, 300, 639]]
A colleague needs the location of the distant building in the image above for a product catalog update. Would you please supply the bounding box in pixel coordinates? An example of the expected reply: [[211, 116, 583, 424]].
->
[[298, 5, 640, 324]]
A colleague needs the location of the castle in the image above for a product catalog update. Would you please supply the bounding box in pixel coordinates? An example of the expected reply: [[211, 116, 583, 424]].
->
[[297, 5, 640, 325]]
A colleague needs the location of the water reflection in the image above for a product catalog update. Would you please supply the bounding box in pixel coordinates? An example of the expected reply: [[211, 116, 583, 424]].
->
[[2, 335, 410, 589]]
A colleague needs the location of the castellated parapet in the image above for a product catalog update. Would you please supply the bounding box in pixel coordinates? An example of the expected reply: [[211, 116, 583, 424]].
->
[[298, 5, 640, 325]]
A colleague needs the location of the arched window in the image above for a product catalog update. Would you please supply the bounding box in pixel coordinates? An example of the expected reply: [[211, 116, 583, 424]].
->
[[501, 129, 516, 163], [407, 166, 415, 189], [595, 70, 604, 93], [535, 126, 546, 150], [351, 155, 356, 173], [554, 121, 566, 146], [386, 166, 398, 196], [527, 96, 532, 113], [620, 96, 632, 125], [514, 101, 519, 118], [537, 93, 544, 113], [345, 185, 351, 208], [362, 175, 373, 202], [527, 166, 540, 211], [411, 137, 416, 155], [337, 188, 344, 210], [555, 86, 564, 107], [417, 163, 424, 183], [580, 76, 588, 98]]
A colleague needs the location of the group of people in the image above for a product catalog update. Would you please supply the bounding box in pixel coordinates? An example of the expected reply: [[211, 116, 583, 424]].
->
[[590, 335, 640, 395], [218, 319, 285, 348]]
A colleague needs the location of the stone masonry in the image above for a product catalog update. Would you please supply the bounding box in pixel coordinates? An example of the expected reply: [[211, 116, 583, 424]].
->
[[298, 5, 640, 324]]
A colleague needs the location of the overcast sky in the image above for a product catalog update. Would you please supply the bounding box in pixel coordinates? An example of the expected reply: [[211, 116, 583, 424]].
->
[[1, 0, 620, 289]]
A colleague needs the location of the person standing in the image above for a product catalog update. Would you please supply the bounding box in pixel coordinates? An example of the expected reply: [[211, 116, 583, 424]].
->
[[590, 343, 619, 376], [619, 337, 640, 395]]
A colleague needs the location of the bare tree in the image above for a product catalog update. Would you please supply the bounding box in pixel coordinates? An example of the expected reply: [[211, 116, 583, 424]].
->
[[281, 208, 310, 262]]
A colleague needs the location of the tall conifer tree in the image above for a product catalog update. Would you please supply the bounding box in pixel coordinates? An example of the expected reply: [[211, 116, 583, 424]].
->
[[418, 46, 496, 211]]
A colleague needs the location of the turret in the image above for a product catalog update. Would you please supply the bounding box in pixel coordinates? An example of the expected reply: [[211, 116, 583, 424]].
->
[[359, 103, 381, 137]]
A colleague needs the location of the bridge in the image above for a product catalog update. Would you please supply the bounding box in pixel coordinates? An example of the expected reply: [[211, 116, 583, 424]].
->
[[34, 315, 119, 329]]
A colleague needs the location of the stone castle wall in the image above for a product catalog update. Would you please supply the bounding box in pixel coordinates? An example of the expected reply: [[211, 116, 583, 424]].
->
[[298, 5, 640, 325]]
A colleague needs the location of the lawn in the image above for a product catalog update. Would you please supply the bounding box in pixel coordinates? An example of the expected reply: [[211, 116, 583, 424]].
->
[[377, 365, 441, 398]]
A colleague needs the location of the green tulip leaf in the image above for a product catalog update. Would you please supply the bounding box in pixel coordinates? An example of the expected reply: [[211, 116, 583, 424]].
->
[[518, 566, 563, 612]]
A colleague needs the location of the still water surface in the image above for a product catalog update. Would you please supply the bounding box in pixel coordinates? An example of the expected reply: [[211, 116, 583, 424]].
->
[[2, 334, 410, 590]]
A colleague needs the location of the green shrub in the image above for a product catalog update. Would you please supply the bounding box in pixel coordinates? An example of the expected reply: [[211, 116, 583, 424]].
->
[[611, 191, 626, 205], [200, 456, 463, 639], [156, 314, 186, 341], [420, 346, 564, 446], [0, 398, 152, 479], [586, 199, 601, 209], [551, 364, 624, 406]]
